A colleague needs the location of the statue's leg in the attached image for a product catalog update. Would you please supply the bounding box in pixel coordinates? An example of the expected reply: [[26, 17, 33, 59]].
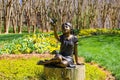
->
[[45, 54, 63, 63], [56, 60, 68, 68], [37, 54, 62, 65]]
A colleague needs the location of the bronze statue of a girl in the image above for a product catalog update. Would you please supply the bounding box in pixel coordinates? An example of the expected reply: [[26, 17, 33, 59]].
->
[[37, 19, 83, 68]]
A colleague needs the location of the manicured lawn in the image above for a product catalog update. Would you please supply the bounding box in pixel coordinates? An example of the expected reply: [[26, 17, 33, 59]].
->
[[78, 34, 120, 80]]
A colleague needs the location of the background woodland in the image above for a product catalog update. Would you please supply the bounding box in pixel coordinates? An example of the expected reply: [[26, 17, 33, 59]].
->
[[0, 0, 120, 34]]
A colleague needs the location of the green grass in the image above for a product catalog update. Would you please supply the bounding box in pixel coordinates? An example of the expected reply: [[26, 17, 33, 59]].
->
[[78, 34, 120, 80], [0, 33, 28, 48], [0, 33, 28, 43]]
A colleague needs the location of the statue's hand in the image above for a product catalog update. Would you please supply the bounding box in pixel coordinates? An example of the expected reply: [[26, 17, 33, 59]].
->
[[50, 18, 57, 27]]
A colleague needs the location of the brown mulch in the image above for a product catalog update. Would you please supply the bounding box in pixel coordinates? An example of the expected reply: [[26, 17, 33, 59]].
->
[[0, 52, 53, 60], [0, 53, 115, 80]]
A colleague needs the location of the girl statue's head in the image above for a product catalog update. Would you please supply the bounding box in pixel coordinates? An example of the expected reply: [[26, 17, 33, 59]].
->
[[62, 22, 74, 35]]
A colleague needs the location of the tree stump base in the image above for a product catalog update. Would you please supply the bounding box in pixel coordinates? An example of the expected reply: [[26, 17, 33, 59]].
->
[[44, 65, 85, 80]]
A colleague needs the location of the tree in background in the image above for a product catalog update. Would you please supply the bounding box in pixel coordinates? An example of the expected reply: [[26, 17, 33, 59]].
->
[[0, 0, 2, 33], [0, 0, 120, 34]]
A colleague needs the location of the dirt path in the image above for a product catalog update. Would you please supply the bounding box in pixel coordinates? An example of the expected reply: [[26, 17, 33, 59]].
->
[[0, 53, 53, 60]]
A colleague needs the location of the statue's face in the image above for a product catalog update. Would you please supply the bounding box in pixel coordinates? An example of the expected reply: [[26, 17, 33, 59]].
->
[[62, 25, 71, 34]]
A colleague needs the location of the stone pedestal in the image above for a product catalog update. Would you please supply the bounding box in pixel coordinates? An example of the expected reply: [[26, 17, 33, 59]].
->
[[44, 65, 85, 80]]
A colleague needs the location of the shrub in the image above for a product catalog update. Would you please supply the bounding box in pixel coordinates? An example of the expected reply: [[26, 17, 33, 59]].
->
[[79, 29, 120, 37]]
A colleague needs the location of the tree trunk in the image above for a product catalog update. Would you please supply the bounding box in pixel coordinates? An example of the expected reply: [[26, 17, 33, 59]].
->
[[44, 65, 85, 80], [4, 8, 11, 33], [26, 12, 31, 33], [4, 16, 9, 34], [0, 10, 2, 33], [32, 25, 36, 33], [11, 9, 17, 33], [18, 13, 22, 33], [12, 18, 17, 33], [27, 22, 31, 33]]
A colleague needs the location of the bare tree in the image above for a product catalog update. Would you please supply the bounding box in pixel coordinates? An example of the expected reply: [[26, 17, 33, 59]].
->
[[17, 0, 28, 33], [74, 0, 83, 29], [11, 0, 18, 33], [0, 0, 120, 34], [30, 0, 40, 33], [0, 0, 2, 33], [109, 3, 119, 29], [2, 0, 13, 34]]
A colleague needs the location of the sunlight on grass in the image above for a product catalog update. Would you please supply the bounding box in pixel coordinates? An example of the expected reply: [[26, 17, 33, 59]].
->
[[78, 34, 120, 79]]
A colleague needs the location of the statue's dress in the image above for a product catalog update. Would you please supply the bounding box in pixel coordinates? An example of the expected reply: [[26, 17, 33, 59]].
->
[[58, 34, 78, 67]]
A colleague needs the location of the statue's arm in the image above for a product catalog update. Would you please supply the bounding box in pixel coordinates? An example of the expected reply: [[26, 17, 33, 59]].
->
[[53, 25, 60, 41], [50, 18, 60, 41], [74, 43, 79, 65]]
